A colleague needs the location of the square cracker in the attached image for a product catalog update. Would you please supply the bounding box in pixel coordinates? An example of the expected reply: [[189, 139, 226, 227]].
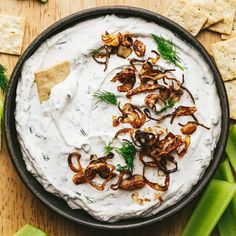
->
[[165, 0, 208, 36], [207, 0, 235, 35], [211, 37, 236, 81], [225, 79, 236, 119], [191, 0, 224, 29], [35, 60, 71, 102], [0, 14, 26, 55], [221, 16, 236, 40]]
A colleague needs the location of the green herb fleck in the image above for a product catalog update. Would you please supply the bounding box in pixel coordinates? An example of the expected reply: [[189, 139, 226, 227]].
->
[[0, 64, 8, 93], [115, 142, 136, 172], [88, 46, 106, 56], [104, 141, 115, 155], [29, 127, 33, 134], [93, 90, 119, 106], [156, 99, 176, 114], [151, 34, 184, 70], [42, 153, 50, 161], [89, 48, 102, 56], [80, 129, 87, 136], [116, 164, 129, 173], [84, 195, 95, 203]]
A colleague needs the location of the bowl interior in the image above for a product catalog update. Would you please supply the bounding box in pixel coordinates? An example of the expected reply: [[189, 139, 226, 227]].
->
[[4, 6, 229, 230]]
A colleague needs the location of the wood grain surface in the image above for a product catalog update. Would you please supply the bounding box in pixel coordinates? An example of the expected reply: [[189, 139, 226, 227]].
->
[[0, 1, 221, 235]]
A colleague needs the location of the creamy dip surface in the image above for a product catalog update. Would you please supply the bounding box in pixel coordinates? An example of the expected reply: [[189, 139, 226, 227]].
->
[[15, 15, 221, 222]]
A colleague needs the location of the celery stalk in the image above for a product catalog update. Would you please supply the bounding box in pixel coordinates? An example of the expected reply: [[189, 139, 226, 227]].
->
[[215, 160, 236, 218], [226, 125, 236, 172], [0, 99, 3, 151], [0, 64, 8, 151], [182, 179, 236, 236], [13, 224, 47, 236], [214, 159, 235, 183], [214, 159, 236, 236], [218, 209, 236, 236]]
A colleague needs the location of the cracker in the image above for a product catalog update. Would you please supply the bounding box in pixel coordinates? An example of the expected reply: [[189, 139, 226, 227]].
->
[[35, 61, 70, 102], [191, 0, 224, 29], [0, 14, 26, 55], [225, 79, 236, 119], [221, 16, 236, 40], [165, 0, 208, 36], [207, 0, 235, 35], [211, 37, 236, 81]]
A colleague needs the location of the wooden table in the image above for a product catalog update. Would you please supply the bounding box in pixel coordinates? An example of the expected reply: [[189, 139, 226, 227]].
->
[[0, 1, 221, 235]]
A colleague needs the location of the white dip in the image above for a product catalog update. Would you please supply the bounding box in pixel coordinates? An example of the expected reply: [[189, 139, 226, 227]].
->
[[15, 15, 221, 222]]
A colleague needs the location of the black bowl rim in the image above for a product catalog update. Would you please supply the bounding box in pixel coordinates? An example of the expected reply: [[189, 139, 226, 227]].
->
[[4, 5, 229, 230]]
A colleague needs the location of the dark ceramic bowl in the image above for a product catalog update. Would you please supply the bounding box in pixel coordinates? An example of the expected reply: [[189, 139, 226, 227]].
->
[[4, 6, 229, 230]]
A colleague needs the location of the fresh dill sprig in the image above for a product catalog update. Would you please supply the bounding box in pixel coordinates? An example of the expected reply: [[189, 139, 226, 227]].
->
[[151, 34, 184, 70], [88, 46, 105, 56], [116, 164, 129, 173], [115, 142, 136, 172], [156, 99, 176, 114], [104, 141, 115, 155], [93, 90, 119, 106], [89, 48, 101, 55], [104, 141, 136, 172], [0, 64, 8, 93]]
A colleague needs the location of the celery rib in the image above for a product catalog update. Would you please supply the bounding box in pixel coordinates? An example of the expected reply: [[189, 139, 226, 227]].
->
[[13, 224, 47, 236], [182, 179, 236, 236], [226, 125, 236, 172], [215, 159, 236, 236]]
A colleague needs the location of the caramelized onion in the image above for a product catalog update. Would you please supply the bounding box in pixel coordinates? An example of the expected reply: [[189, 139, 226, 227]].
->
[[179, 121, 210, 134], [144, 106, 197, 124], [180, 75, 195, 104], [111, 67, 136, 92], [119, 32, 133, 47], [170, 106, 197, 123], [68, 152, 116, 191], [133, 39, 146, 57], [126, 79, 165, 98], [145, 93, 165, 111], [68, 152, 83, 174], [147, 50, 160, 64], [114, 128, 135, 141], [177, 135, 191, 158], [117, 45, 132, 59], [143, 166, 170, 191], [115, 103, 146, 128], [111, 170, 145, 191], [158, 155, 177, 174], [92, 46, 111, 71], [101, 32, 119, 47]]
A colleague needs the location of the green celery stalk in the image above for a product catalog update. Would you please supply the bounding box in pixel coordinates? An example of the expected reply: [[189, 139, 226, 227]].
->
[[182, 179, 236, 236], [214, 159, 236, 236], [0, 99, 3, 151], [218, 209, 236, 236], [214, 159, 235, 182], [226, 125, 236, 172], [13, 224, 47, 236]]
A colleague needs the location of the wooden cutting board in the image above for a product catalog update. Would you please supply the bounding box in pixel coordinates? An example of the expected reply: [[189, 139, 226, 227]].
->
[[0, 0, 221, 235]]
